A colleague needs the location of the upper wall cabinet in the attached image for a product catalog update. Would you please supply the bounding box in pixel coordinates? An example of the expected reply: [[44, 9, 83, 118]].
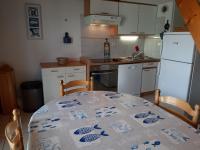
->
[[84, 0, 118, 16], [118, 3, 139, 34], [138, 5, 157, 34], [118, 2, 157, 35]]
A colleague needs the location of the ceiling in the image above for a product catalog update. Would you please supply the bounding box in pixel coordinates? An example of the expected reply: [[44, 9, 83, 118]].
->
[[122, 0, 173, 5]]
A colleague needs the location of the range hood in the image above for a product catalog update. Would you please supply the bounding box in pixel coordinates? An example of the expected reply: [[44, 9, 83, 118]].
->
[[84, 15, 121, 26]]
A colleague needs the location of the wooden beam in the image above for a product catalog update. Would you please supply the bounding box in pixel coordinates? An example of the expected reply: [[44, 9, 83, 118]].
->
[[176, 0, 200, 53]]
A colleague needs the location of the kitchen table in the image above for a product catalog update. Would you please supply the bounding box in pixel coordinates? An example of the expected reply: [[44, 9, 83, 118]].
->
[[27, 91, 200, 150]]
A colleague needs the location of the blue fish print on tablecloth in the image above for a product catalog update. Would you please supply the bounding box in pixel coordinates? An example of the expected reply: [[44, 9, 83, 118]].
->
[[151, 140, 161, 147], [131, 140, 163, 150], [69, 110, 88, 120], [143, 116, 164, 124], [80, 131, 109, 142], [161, 128, 190, 144], [131, 144, 138, 150], [57, 99, 81, 109], [134, 111, 155, 118], [35, 136, 62, 150], [29, 117, 61, 133], [95, 106, 120, 118], [76, 92, 89, 96], [74, 124, 101, 135], [105, 92, 118, 96], [34, 105, 48, 115], [111, 120, 131, 133], [104, 92, 123, 99]]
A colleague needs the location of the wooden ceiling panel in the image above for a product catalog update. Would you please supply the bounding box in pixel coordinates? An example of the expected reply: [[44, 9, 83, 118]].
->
[[176, 0, 200, 52]]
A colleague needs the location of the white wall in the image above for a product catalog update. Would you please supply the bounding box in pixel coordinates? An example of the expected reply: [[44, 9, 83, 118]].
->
[[0, 0, 83, 90]]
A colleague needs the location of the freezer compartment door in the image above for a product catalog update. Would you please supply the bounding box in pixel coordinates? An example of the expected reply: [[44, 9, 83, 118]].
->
[[118, 64, 142, 95], [162, 34, 194, 63], [158, 59, 192, 100]]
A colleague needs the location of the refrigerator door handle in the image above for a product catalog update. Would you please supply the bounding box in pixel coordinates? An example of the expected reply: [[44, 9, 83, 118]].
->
[[157, 63, 161, 78], [172, 41, 179, 45], [128, 66, 136, 70]]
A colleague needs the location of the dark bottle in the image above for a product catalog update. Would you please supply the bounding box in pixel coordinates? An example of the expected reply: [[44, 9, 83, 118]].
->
[[164, 20, 170, 31], [104, 38, 110, 59]]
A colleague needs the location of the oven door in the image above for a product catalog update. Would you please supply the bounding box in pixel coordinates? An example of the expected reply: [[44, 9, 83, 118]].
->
[[91, 70, 118, 91]]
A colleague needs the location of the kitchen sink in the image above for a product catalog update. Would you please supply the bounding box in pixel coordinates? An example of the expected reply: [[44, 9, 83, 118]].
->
[[117, 56, 154, 62]]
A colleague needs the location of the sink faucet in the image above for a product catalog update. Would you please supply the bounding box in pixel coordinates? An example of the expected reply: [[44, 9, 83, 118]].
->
[[132, 51, 144, 59]]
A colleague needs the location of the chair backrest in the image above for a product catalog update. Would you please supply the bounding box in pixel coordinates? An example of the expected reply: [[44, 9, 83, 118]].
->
[[155, 89, 200, 128], [60, 77, 93, 96], [5, 109, 24, 150]]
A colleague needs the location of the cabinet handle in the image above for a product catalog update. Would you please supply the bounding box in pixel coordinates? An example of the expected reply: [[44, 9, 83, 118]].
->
[[57, 75, 64, 78], [73, 68, 81, 71], [68, 74, 75, 77], [143, 69, 151, 71], [51, 70, 58, 72]]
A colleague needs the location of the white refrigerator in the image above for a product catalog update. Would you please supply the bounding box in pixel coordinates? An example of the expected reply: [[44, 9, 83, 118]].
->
[[158, 32, 200, 107]]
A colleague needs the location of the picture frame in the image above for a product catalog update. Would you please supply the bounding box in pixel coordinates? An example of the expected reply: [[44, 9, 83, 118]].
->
[[25, 3, 43, 40]]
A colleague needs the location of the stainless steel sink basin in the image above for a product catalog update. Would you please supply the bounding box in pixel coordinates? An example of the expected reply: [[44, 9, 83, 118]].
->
[[116, 56, 156, 62]]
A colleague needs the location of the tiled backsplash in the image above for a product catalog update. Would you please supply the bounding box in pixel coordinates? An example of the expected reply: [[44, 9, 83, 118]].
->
[[144, 37, 162, 58], [81, 37, 145, 58], [81, 19, 161, 59]]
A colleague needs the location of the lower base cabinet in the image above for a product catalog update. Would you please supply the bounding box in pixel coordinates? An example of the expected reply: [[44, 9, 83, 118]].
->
[[141, 68, 157, 93], [42, 66, 86, 103]]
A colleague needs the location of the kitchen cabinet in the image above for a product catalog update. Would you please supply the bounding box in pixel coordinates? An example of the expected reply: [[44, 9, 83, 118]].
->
[[141, 62, 158, 93], [118, 64, 142, 96], [42, 66, 86, 103], [65, 66, 86, 83], [118, 2, 157, 35], [118, 2, 138, 34], [138, 5, 157, 34], [85, 0, 118, 16], [0, 65, 17, 114]]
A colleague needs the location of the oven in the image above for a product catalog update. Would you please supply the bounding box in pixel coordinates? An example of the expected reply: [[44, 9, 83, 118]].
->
[[90, 64, 118, 91]]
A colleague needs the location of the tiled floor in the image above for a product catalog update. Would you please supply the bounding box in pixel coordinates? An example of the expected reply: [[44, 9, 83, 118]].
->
[[0, 94, 154, 150], [0, 112, 32, 150]]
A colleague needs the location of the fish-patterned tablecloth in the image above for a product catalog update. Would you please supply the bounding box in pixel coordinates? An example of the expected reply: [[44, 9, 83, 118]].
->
[[27, 91, 200, 150]]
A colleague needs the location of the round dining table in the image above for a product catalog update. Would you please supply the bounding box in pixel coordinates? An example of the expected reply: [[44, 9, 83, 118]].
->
[[27, 91, 200, 150]]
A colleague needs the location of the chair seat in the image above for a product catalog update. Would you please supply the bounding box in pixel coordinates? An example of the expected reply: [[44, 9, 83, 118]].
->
[[155, 89, 200, 128]]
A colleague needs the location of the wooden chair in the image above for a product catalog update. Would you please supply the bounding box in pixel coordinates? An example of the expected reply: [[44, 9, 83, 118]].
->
[[60, 77, 93, 96], [5, 109, 24, 150], [155, 89, 200, 128]]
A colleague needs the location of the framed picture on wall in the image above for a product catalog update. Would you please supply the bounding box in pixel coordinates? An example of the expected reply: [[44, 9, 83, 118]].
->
[[25, 3, 43, 39]]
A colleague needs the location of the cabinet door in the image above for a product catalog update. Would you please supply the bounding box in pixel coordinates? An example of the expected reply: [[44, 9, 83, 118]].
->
[[138, 5, 157, 34], [141, 68, 157, 93], [90, 0, 118, 15], [118, 64, 142, 96], [65, 72, 86, 83], [118, 2, 138, 34], [162, 34, 194, 63], [42, 68, 65, 103]]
